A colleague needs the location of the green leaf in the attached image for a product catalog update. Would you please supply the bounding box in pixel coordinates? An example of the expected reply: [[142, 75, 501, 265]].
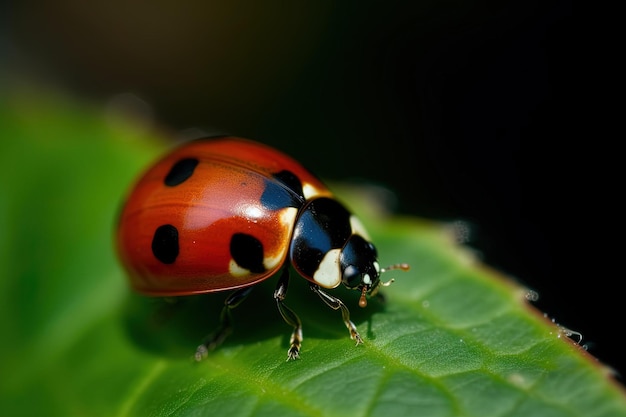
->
[[1, 90, 625, 417]]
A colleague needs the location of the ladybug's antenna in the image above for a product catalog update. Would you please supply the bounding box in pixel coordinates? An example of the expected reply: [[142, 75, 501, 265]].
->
[[380, 263, 410, 287], [381, 263, 410, 274], [359, 263, 410, 308], [379, 263, 410, 289]]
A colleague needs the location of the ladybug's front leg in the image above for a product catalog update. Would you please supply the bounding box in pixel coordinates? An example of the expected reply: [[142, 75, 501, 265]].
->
[[195, 286, 254, 361], [310, 284, 363, 345], [274, 268, 303, 361]]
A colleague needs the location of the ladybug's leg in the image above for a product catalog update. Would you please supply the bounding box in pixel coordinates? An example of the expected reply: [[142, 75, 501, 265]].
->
[[274, 268, 303, 361], [195, 286, 254, 361], [310, 284, 364, 345]]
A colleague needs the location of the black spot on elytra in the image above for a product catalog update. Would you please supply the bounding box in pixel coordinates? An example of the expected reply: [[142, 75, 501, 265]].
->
[[164, 158, 199, 186], [152, 224, 179, 264], [273, 170, 304, 199], [230, 233, 265, 273], [260, 170, 304, 210]]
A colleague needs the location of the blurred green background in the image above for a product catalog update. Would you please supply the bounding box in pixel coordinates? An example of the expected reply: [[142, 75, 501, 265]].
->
[[2, 0, 591, 375]]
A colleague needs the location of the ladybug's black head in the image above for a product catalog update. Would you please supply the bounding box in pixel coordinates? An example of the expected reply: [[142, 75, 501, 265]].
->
[[340, 234, 379, 288], [340, 235, 408, 307]]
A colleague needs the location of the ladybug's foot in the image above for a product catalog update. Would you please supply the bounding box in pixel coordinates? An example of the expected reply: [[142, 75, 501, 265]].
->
[[195, 344, 209, 361], [347, 321, 364, 346], [286, 326, 303, 361], [287, 345, 300, 361], [195, 327, 231, 362]]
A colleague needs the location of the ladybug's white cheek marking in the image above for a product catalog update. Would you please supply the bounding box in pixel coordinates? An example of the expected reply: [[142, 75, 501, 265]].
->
[[350, 215, 371, 241], [313, 248, 342, 288], [363, 274, 372, 285]]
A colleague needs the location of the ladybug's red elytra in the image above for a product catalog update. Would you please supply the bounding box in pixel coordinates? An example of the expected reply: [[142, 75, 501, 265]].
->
[[116, 137, 409, 360]]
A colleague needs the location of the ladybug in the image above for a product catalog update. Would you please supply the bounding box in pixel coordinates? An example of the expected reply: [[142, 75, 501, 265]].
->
[[117, 137, 409, 360]]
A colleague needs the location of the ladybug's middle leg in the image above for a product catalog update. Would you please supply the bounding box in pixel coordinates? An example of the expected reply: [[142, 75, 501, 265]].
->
[[274, 268, 303, 361], [195, 286, 254, 361]]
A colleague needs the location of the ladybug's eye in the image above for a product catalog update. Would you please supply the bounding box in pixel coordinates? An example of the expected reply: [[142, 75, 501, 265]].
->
[[342, 265, 362, 289]]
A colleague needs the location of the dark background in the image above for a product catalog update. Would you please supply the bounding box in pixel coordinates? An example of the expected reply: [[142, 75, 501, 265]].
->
[[5, 1, 604, 378]]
